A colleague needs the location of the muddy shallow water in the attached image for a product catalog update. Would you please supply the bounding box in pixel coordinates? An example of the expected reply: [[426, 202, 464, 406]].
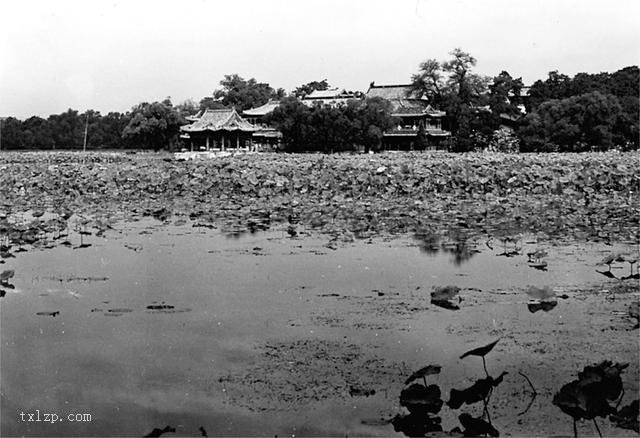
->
[[1, 219, 638, 437]]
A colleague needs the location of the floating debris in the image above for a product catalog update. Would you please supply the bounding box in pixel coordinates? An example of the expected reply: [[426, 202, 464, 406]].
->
[[0, 269, 14, 283], [528, 301, 558, 313], [36, 311, 60, 317], [431, 285, 461, 310], [528, 260, 548, 270], [526, 285, 558, 312], [146, 304, 175, 310], [349, 386, 375, 397]]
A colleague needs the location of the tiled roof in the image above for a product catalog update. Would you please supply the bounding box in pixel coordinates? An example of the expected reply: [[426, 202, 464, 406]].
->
[[243, 100, 281, 116], [181, 108, 257, 133], [365, 84, 423, 100], [185, 110, 204, 122], [366, 83, 444, 117], [304, 88, 356, 99]]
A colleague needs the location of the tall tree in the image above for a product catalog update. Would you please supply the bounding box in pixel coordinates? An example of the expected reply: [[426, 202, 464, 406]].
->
[[122, 100, 184, 150], [488, 71, 525, 118], [292, 80, 330, 98], [409, 59, 444, 102], [208, 74, 280, 111], [442, 48, 479, 101], [410, 48, 492, 151]]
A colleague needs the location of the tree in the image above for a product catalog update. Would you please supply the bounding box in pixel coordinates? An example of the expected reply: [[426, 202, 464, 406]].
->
[[488, 71, 524, 118], [527, 70, 575, 111], [122, 100, 184, 150], [265, 97, 313, 152], [410, 48, 492, 151], [518, 91, 623, 152], [0, 117, 26, 149], [198, 96, 226, 112], [48, 109, 84, 149], [307, 104, 359, 153], [175, 99, 199, 118], [266, 96, 396, 153], [83, 110, 132, 149], [206, 74, 281, 111], [409, 59, 444, 103], [292, 79, 330, 98], [609, 66, 639, 98], [104, 112, 132, 148], [352, 97, 398, 153], [517, 66, 638, 151], [442, 48, 479, 101], [22, 116, 54, 149]]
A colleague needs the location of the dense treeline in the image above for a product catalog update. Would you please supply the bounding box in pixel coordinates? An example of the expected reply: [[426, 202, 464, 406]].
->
[[0, 54, 637, 152], [266, 97, 398, 153], [1, 109, 133, 150], [519, 67, 638, 151], [0, 98, 193, 151], [407, 50, 638, 152]]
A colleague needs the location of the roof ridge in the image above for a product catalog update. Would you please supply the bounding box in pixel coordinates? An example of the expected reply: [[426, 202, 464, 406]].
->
[[369, 84, 413, 88], [223, 108, 238, 125], [204, 108, 233, 113]]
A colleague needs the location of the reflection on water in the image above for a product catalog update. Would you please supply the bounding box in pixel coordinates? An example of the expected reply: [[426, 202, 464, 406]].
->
[[0, 220, 638, 437], [413, 232, 482, 266]]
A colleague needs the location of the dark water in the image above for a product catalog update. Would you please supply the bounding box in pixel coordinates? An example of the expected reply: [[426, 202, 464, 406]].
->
[[1, 220, 638, 436]]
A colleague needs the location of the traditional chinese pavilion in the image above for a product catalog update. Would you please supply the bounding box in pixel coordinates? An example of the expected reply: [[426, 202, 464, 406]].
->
[[365, 83, 451, 150], [180, 108, 258, 151], [242, 100, 283, 150]]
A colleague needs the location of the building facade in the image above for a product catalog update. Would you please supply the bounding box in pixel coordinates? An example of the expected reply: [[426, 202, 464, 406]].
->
[[180, 108, 257, 151], [365, 83, 451, 150], [242, 100, 283, 150]]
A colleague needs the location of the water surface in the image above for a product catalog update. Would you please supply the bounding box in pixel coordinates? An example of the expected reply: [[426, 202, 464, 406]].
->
[[1, 220, 638, 436]]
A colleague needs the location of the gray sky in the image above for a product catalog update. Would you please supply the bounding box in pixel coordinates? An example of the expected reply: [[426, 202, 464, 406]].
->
[[1, 0, 638, 119]]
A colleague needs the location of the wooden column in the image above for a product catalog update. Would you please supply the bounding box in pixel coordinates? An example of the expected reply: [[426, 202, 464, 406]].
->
[[206, 136, 210, 150], [190, 141, 193, 152], [221, 133, 225, 151], [236, 134, 240, 151]]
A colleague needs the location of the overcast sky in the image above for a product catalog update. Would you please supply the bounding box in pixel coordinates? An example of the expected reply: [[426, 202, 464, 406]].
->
[[1, 0, 638, 119]]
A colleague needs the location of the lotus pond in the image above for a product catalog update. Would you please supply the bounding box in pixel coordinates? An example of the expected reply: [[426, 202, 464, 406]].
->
[[0, 151, 639, 437]]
